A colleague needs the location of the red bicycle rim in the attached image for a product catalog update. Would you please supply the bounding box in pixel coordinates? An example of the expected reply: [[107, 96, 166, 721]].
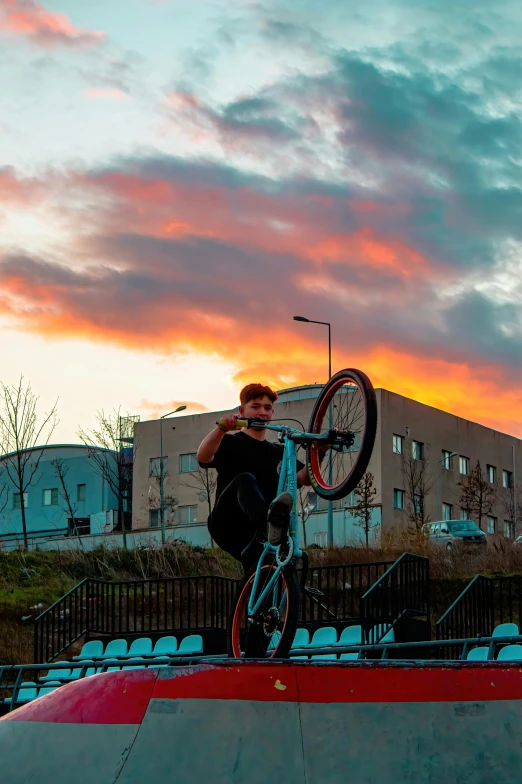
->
[[310, 376, 367, 491], [231, 565, 290, 658]]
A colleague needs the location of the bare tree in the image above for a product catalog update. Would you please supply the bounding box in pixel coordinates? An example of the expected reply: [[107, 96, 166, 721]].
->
[[181, 466, 217, 519], [458, 460, 497, 531], [297, 486, 316, 548], [147, 482, 178, 527], [351, 472, 379, 547], [0, 377, 58, 548], [51, 457, 81, 539], [78, 409, 138, 542], [401, 444, 435, 535], [501, 480, 522, 536]]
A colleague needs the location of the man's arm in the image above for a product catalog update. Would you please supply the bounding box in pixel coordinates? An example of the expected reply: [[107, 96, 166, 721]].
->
[[197, 414, 239, 464]]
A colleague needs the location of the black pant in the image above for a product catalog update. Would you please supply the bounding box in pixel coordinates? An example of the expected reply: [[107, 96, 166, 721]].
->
[[208, 473, 267, 566]]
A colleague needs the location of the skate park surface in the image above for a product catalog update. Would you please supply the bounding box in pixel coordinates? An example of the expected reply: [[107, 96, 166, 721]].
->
[[1, 659, 522, 783]]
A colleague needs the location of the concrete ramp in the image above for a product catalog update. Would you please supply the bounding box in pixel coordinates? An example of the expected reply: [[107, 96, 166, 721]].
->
[[2, 660, 522, 783]]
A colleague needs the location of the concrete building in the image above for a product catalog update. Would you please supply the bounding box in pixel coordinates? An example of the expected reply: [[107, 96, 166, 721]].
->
[[0, 444, 119, 549], [132, 386, 521, 549]]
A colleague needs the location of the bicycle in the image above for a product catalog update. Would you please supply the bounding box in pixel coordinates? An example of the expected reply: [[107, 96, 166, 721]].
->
[[223, 368, 377, 659]]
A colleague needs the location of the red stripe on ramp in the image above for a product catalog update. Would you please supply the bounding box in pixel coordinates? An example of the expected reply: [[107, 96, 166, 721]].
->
[[3, 669, 157, 725]]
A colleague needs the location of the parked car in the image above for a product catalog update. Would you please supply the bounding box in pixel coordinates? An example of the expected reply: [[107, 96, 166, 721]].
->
[[423, 520, 487, 550], [513, 535, 522, 547]]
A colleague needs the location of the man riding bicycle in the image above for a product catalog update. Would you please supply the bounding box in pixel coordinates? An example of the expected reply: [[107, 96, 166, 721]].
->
[[197, 383, 311, 569]]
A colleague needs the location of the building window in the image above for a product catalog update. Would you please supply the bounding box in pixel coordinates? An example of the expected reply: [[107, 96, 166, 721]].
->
[[393, 489, 405, 510], [487, 465, 496, 484], [77, 484, 86, 502], [13, 492, 28, 510], [459, 508, 469, 520], [504, 521, 515, 539], [149, 509, 159, 528], [413, 494, 422, 515], [442, 450, 454, 470], [392, 434, 404, 455], [43, 488, 58, 506], [487, 516, 496, 535], [178, 505, 198, 525], [442, 503, 453, 521], [503, 470, 513, 489], [343, 490, 356, 507], [412, 441, 424, 461], [149, 457, 167, 477], [314, 532, 328, 547], [459, 456, 469, 476], [179, 453, 198, 473]]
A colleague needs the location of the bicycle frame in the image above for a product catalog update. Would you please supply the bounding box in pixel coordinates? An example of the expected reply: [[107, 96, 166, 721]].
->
[[245, 421, 329, 619]]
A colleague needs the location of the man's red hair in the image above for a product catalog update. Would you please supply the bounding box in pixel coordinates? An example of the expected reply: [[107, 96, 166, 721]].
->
[[240, 383, 278, 406]]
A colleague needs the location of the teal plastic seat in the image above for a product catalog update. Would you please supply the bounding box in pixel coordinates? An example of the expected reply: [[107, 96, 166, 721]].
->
[[310, 627, 337, 648], [497, 644, 522, 661], [128, 637, 153, 656], [5, 682, 38, 705], [41, 668, 71, 681], [492, 623, 519, 638], [372, 624, 395, 643], [340, 652, 360, 660], [267, 631, 281, 652], [311, 654, 338, 660], [75, 640, 104, 659], [291, 628, 310, 649], [37, 681, 62, 698], [336, 626, 362, 646], [100, 639, 128, 658], [153, 636, 178, 655], [178, 635, 203, 654], [467, 647, 489, 661]]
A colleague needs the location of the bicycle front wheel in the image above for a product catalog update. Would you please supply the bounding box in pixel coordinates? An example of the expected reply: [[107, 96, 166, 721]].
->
[[228, 562, 300, 659], [307, 368, 377, 500]]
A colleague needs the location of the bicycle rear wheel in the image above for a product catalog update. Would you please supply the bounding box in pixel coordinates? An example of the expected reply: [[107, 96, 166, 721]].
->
[[307, 368, 377, 500], [228, 560, 300, 659]]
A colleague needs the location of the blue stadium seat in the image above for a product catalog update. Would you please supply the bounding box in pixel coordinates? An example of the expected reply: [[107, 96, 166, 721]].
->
[[336, 626, 362, 646], [311, 653, 338, 660], [340, 652, 360, 660], [178, 635, 203, 654], [153, 636, 178, 655], [4, 682, 37, 705], [267, 631, 281, 652], [291, 628, 310, 649], [74, 640, 104, 659], [310, 627, 337, 648], [100, 639, 128, 658], [497, 644, 522, 661], [128, 637, 153, 656], [467, 647, 489, 661], [41, 668, 72, 681], [37, 681, 62, 697], [492, 623, 519, 638], [372, 624, 395, 643]]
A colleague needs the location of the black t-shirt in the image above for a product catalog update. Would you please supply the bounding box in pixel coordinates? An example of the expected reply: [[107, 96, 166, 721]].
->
[[199, 431, 304, 510]]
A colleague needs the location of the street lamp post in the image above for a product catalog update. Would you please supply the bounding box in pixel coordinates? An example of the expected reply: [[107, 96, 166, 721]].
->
[[159, 405, 187, 544], [293, 316, 334, 547]]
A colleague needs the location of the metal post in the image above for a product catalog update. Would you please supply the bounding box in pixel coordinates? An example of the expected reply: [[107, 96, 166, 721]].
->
[[160, 416, 165, 545], [327, 322, 333, 548]]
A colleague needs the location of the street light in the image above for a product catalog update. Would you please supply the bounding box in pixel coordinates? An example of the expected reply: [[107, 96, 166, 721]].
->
[[159, 405, 187, 544], [293, 315, 334, 546]]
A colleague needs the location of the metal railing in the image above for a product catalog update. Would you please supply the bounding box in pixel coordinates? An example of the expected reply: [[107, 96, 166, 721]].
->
[[359, 553, 430, 643], [33, 557, 417, 663], [436, 574, 522, 641], [298, 560, 394, 624], [34, 575, 239, 662]]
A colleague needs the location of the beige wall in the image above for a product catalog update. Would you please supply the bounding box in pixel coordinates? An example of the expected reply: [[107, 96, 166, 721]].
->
[[379, 389, 521, 536], [132, 386, 521, 542]]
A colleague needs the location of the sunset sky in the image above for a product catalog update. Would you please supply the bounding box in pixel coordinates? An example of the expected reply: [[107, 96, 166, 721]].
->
[[1, 0, 521, 442]]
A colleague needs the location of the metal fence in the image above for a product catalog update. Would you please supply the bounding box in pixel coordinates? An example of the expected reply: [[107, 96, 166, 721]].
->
[[34, 556, 425, 663], [360, 553, 430, 643], [436, 574, 522, 642], [34, 575, 239, 663]]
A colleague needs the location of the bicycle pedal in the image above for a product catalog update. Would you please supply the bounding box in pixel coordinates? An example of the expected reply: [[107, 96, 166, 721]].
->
[[304, 587, 324, 598]]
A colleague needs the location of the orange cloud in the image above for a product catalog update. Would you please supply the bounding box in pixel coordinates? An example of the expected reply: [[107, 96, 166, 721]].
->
[[0, 0, 105, 47], [138, 399, 209, 420]]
